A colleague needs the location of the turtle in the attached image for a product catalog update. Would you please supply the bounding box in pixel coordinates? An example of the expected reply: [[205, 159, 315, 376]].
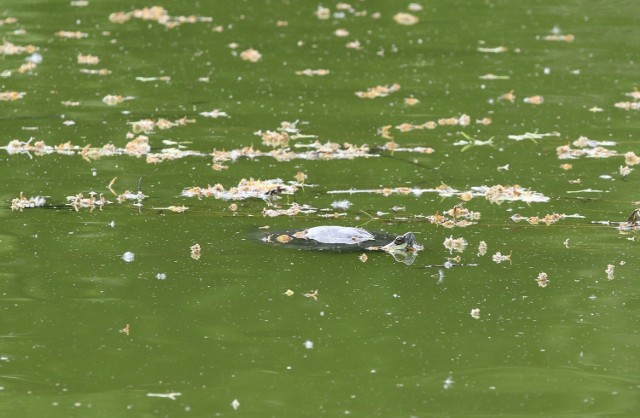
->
[[262, 225, 422, 264]]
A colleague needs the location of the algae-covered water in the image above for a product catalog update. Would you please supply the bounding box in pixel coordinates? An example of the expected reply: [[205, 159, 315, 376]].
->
[[1, 1, 640, 416]]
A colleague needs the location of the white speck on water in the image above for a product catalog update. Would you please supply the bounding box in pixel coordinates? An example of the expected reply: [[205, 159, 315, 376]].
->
[[544, 67, 550, 74], [393, 293, 400, 298], [147, 392, 181, 400], [109, 220, 115, 228], [231, 399, 240, 410], [331, 200, 352, 210], [443, 375, 454, 389], [588, 295, 597, 300], [304, 340, 314, 349], [156, 273, 167, 280], [26, 53, 43, 64], [122, 251, 135, 262]]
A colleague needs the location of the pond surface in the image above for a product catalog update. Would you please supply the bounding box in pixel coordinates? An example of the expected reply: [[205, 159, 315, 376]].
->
[[2, 1, 640, 416]]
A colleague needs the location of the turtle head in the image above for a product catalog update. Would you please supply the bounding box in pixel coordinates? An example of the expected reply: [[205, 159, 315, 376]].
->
[[382, 232, 420, 252]]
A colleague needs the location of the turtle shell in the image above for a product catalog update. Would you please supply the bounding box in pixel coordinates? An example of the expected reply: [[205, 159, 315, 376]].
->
[[263, 225, 395, 252], [303, 226, 375, 244]]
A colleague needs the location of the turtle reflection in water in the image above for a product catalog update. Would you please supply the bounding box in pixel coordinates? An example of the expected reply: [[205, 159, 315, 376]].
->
[[263, 225, 423, 265]]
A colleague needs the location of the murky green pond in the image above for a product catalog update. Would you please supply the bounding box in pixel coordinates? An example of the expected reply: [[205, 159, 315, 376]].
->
[[2, 1, 640, 416]]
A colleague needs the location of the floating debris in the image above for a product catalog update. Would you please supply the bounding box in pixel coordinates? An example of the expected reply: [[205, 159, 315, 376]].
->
[[190, 243, 201, 260], [80, 68, 111, 76], [108, 177, 147, 207], [605, 264, 615, 280], [54, 31, 88, 39], [508, 131, 560, 142], [122, 251, 135, 262], [419, 204, 480, 228], [263, 203, 317, 217], [285, 289, 294, 296], [542, 34, 575, 42], [295, 69, 330, 76], [536, 272, 549, 287], [492, 252, 511, 264], [355, 83, 400, 99], [152, 205, 188, 213], [0, 91, 26, 101], [624, 152, 640, 166], [181, 178, 301, 202], [393, 13, 419, 25], [404, 96, 419, 106], [470, 308, 480, 319], [334, 28, 349, 37], [331, 200, 352, 210], [443, 376, 454, 390], [523, 95, 544, 105], [66, 192, 110, 212], [477, 241, 487, 256], [240, 48, 262, 62], [17, 60, 38, 74], [125, 135, 151, 157], [510, 212, 583, 225], [2, 137, 375, 164], [327, 183, 548, 204], [476, 185, 550, 204], [620, 165, 633, 177], [130, 117, 195, 133], [359, 253, 368, 262], [0, 40, 38, 56], [199, 109, 229, 118], [556, 136, 618, 160], [135, 76, 171, 82], [119, 324, 130, 336], [109, 6, 211, 29], [255, 120, 316, 148], [479, 74, 510, 80], [147, 392, 182, 401], [477, 46, 508, 53], [499, 90, 516, 102], [77, 53, 99, 65], [11, 192, 47, 211], [231, 399, 240, 410], [393, 114, 479, 134], [102, 94, 134, 106], [314, 5, 330, 19], [0, 17, 18, 26], [443, 236, 468, 254], [624, 88, 640, 101], [454, 132, 494, 151], [304, 290, 318, 301]]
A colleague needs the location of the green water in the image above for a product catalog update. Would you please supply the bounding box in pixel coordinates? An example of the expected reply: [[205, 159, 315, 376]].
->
[[2, 1, 640, 416]]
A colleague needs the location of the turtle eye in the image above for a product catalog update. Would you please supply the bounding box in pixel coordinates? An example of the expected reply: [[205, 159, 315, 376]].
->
[[394, 236, 404, 245]]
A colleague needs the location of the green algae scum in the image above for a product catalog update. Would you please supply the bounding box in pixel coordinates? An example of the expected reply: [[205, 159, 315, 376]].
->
[[2, 1, 640, 416]]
